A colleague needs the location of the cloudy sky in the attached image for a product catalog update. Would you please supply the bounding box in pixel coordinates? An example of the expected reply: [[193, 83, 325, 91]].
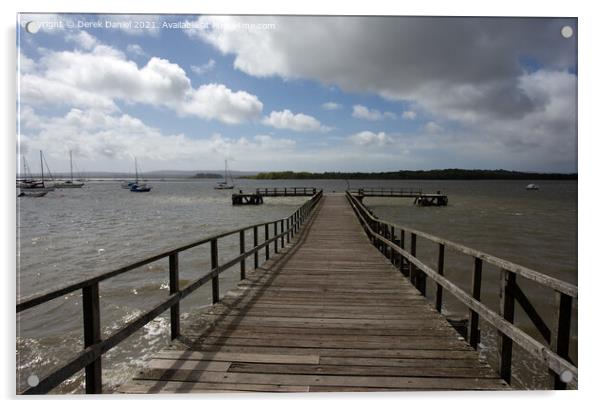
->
[[17, 14, 577, 173]]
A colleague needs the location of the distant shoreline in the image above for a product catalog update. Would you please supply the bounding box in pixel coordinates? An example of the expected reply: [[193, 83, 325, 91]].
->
[[17, 168, 578, 181], [242, 169, 577, 181]]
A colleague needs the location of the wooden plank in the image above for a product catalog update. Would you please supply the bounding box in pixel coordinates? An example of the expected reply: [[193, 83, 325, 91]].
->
[[227, 362, 498, 378], [155, 350, 320, 365], [173, 344, 482, 359], [134, 369, 508, 390], [119, 380, 310, 393], [318, 356, 488, 368], [147, 360, 231, 372]]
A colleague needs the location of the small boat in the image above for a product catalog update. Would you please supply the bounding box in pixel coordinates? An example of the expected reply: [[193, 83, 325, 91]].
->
[[214, 159, 235, 190], [526, 184, 539, 190], [121, 181, 136, 189], [18, 189, 48, 197], [130, 183, 152, 192], [128, 157, 152, 193], [54, 151, 84, 188]]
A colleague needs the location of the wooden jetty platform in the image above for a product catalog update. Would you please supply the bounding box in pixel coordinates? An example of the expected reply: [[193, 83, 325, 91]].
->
[[349, 187, 448, 206], [232, 187, 321, 205], [16, 192, 577, 394]]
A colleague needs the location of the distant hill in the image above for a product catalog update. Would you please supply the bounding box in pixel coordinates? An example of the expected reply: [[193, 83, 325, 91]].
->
[[244, 169, 577, 180]]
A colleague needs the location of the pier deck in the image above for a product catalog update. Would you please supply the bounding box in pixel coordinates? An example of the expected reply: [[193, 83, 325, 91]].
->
[[120, 195, 508, 393]]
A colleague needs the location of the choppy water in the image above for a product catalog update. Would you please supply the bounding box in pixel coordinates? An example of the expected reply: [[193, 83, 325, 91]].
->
[[16, 179, 577, 392]]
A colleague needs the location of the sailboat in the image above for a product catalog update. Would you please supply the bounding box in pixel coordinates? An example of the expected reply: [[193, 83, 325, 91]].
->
[[214, 159, 234, 190], [16, 156, 43, 189], [129, 157, 152, 193], [54, 150, 84, 188], [17, 151, 55, 196]]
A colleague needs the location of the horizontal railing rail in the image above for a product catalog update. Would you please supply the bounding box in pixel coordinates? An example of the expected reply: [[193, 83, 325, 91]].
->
[[345, 191, 577, 389], [16, 191, 323, 394], [348, 187, 425, 196], [255, 187, 320, 196]]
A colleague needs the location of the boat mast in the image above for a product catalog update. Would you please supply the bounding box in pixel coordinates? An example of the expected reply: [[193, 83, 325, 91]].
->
[[135, 157, 139, 183], [39, 150, 44, 185], [69, 150, 74, 182]]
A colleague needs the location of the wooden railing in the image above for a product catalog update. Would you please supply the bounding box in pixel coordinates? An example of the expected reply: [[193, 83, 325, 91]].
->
[[255, 187, 319, 196], [345, 191, 577, 389], [348, 187, 425, 196], [16, 191, 323, 394]]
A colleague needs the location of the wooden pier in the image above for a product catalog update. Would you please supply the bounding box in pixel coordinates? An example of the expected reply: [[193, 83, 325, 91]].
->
[[231, 193, 264, 205], [16, 192, 577, 394], [349, 187, 448, 206], [121, 195, 507, 392], [232, 187, 322, 205], [256, 187, 319, 197]]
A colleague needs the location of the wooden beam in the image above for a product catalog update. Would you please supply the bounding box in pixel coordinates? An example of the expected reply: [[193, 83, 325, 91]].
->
[[82, 283, 102, 394], [469, 258, 482, 348], [169, 253, 180, 340], [498, 269, 516, 384]]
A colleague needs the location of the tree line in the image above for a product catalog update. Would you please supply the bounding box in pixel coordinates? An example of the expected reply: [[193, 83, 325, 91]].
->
[[243, 169, 577, 180]]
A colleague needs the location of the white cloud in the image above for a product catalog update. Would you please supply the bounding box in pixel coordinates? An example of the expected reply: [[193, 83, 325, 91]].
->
[[402, 110, 417, 120], [352, 105, 396, 121], [191, 59, 216, 75], [65, 31, 98, 50], [262, 109, 331, 132], [349, 131, 393, 147], [19, 43, 263, 124], [19, 107, 296, 171], [183, 84, 263, 124], [321, 102, 342, 110], [126, 44, 147, 57], [424, 121, 443, 133]]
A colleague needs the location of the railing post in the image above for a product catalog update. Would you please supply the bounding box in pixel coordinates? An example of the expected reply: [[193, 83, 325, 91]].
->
[[82, 283, 102, 394], [399, 229, 407, 275], [274, 222, 278, 253], [265, 224, 270, 260], [293, 212, 297, 235], [211, 238, 219, 304], [550, 292, 573, 389], [469, 257, 483, 348], [436, 243, 444, 312], [239, 230, 246, 280], [286, 218, 290, 243], [389, 226, 396, 264], [498, 269, 516, 384], [253, 226, 259, 269], [169, 253, 180, 340], [280, 220, 285, 247], [410, 232, 417, 284], [412, 235, 426, 296]]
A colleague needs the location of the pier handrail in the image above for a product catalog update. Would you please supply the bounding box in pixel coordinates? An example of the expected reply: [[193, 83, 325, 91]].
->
[[348, 187, 424, 196], [255, 187, 320, 196], [16, 191, 323, 394], [345, 191, 577, 389]]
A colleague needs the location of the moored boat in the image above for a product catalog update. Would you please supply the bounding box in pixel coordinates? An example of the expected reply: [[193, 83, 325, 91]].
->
[[128, 157, 152, 193], [54, 151, 84, 188], [214, 159, 235, 190]]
